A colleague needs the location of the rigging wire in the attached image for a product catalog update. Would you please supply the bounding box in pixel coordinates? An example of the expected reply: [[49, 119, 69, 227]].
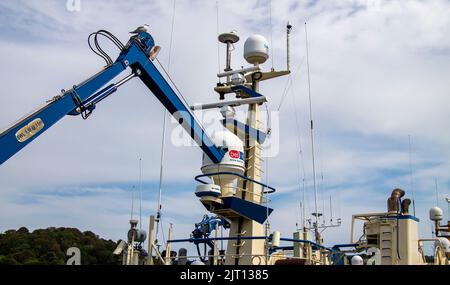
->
[[264, 103, 272, 136], [290, 77, 308, 230], [167, 0, 177, 72], [154, 58, 207, 135], [320, 169, 325, 224], [305, 21, 320, 242], [277, 57, 305, 111], [156, 0, 177, 249], [317, 141, 325, 224]]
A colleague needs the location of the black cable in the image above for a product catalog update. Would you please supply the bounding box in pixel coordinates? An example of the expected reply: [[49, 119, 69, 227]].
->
[[98, 30, 125, 50], [88, 33, 110, 65], [94, 33, 112, 64], [87, 30, 126, 65]]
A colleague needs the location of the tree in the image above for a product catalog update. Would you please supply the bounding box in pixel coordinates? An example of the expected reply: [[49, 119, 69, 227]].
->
[[0, 227, 121, 265]]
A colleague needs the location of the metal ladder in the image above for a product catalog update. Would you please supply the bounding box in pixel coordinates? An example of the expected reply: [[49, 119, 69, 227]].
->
[[380, 223, 393, 265]]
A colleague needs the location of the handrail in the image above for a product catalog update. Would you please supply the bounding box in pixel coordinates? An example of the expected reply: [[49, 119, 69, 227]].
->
[[279, 238, 333, 251], [195, 172, 276, 194], [167, 236, 334, 252], [220, 185, 271, 203]]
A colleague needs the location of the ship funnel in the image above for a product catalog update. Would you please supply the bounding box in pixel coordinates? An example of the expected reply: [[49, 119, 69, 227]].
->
[[401, 198, 411, 214], [387, 188, 405, 212]]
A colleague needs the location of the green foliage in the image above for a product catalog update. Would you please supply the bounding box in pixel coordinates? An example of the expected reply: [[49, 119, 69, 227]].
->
[[0, 227, 120, 265]]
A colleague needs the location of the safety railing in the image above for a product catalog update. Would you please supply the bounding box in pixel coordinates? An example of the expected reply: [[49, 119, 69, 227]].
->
[[219, 185, 270, 204], [195, 172, 276, 194]]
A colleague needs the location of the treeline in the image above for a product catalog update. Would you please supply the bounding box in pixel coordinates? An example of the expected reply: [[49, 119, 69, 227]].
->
[[0, 227, 121, 265]]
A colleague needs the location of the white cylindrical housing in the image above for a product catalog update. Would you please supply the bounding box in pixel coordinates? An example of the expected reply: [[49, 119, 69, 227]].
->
[[201, 130, 244, 197], [271, 231, 281, 248], [351, 255, 364, 265], [429, 206, 444, 221], [195, 184, 221, 198], [231, 73, 246, 86], [435, 237, 450, 254], [128, 229, 147, 243], [244, 35, 269, 65]]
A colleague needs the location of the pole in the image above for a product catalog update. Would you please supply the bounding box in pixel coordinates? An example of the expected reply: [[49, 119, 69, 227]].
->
[[165, 223, 173, 265], [214, 223, 219, 265], [148, 215, 155, 265], [286, 21, 292, 71], [305, 22, 319, 244]]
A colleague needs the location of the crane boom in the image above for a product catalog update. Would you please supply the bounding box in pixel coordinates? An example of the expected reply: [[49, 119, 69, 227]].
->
[[0, 28, 225, 165]]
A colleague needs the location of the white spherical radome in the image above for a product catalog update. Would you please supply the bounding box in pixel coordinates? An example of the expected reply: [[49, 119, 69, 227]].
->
[[244, 35, 269, 65]]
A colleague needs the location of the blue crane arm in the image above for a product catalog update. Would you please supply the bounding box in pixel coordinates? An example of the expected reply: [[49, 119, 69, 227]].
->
[[0, 30, 225, 165]]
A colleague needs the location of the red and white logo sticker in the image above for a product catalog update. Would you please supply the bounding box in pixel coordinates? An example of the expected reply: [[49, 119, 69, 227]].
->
[[229, 150, 240, 159]]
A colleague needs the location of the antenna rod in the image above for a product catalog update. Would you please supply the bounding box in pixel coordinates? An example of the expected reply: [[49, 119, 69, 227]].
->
[[156, 112, 166, 239], [131, 185, 135, 220], [329, 195, 333, 223], [225, 41, 232, 83], [302, 178, 306, 230], [408, 135, 416, 216], [286, 21, 292, 71], [446, 197, 450, 221], [139, 158, 143, 229], [305, 21, 320, 243], [435, 178, 439, 206], [156, 0, 176, 241]]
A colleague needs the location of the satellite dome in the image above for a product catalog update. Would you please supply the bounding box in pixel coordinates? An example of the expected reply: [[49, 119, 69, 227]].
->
[[429, 206, 443, 221], [351, 255, 364, 265], [244, 35, 269, 65]]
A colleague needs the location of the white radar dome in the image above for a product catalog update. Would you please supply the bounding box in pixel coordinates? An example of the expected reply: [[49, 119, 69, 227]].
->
[[435, 237, 450, 254], [202, 130, 244, 176], [244, 35, 269, 65], [429, 206, 444, 221], [351, 255, 364, 265], [201, 130, 244, 197]]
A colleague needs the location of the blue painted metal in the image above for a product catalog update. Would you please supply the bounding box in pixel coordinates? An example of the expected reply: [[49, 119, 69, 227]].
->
[[0, 30, 226, 165], [0, 60, 127, 164], [279, 238, 333, 251], [168, 236, 270, 244], [331, 243, 358, 249], [223, 196, 273, 224], [194, 171, 276, 194], [230, 85, 263, 98], [221, 118, 267, 144], [167, 236, 335, 252], [380, 214, 420, 222], [195, 191, 220, 198], [200, 196, 273, 224], [330, 243, 358, 265], [192, 215, 229, 251]]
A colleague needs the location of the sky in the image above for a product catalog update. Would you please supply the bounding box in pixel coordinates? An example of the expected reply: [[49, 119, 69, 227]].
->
[[0, 0, 449, 257]]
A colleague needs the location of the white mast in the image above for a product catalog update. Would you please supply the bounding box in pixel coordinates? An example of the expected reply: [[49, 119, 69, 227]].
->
[[305, 22, 320, 243]]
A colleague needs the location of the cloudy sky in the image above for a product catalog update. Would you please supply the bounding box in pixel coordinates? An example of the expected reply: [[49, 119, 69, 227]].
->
[[0, 0, 449, 256]]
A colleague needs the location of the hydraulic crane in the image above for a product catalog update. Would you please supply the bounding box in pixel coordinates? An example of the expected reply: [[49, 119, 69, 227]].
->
[[0, 27, 226, 165], [1, 26, 285, 265]]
